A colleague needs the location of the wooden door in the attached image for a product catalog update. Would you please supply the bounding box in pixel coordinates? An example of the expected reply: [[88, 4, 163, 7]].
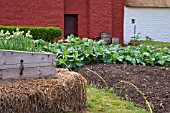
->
[[64, 15, 78, 38]]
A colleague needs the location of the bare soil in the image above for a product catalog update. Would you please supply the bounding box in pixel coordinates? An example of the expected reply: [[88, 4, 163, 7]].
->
[[74, 63, 170, 113]]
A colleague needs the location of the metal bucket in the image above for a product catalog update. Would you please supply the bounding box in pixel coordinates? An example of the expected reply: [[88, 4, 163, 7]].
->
[[101, 32, 112, 44], [112, 37, 120, 44]]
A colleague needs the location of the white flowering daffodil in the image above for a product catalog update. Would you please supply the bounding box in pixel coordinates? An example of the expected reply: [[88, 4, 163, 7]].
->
[[5, 31, 10, 36], [16, 28, 19, 31]]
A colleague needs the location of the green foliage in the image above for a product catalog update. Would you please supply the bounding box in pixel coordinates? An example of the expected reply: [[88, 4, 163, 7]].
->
[[145, 36, 153, 41], [2, 31, 168, 68], [131, 33, 141, 41], [47, 35, 170, 68], [0, 25, 62, 42], [0, 29, 46, 52]]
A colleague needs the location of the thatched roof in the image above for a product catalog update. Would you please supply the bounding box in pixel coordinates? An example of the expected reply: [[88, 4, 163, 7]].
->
[[125, 0, 170, 8]]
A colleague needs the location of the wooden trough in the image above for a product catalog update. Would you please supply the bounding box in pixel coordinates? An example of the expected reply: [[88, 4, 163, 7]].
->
[[0, 50, 56, 79]]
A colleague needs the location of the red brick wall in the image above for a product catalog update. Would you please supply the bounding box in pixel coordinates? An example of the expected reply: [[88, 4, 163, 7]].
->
[[64, 0, 88, 38], [112, 0, 124, 44], [0, 0, 124, 43], [89, 0, 113, 39], [64, 0, 124, 43], [0, 0, 64, 32]]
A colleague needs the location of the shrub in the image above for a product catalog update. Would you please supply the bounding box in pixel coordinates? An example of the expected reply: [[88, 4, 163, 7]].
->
[[0, 25, 62, 42]]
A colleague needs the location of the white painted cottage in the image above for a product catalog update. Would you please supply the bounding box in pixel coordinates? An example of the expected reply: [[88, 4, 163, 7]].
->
[[124, 0, 170, 44]]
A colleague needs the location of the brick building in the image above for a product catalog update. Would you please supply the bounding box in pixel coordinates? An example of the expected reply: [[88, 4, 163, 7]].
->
[[0, 0, 124, 43]]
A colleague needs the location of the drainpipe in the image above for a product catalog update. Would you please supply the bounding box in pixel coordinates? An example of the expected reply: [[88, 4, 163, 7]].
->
[[131, 19, 136, 37]]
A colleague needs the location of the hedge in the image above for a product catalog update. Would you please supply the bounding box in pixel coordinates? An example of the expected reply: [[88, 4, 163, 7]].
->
[[0, 26, 62, 42]]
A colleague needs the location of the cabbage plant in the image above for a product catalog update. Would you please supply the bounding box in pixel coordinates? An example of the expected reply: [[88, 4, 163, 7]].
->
[[47, 35, 170, 68]]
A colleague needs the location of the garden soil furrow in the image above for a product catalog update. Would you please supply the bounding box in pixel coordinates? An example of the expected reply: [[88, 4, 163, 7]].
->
[[74, 63, 170, 113]]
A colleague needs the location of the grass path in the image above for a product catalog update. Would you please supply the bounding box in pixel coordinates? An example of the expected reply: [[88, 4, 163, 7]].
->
[[139, 40, 170, 48], [87, 85, 149, 113]]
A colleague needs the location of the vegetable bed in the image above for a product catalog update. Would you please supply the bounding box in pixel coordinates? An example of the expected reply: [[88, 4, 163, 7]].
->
[[75, 63, 170, 113]]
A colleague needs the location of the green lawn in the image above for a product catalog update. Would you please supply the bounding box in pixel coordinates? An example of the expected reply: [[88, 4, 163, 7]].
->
[[87, 85, 149, 113], [139, 40, 170, 48]]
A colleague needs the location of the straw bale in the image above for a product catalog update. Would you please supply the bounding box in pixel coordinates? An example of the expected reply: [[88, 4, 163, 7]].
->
[[125, 0, 170, 8], [0, 69, 87, 113]]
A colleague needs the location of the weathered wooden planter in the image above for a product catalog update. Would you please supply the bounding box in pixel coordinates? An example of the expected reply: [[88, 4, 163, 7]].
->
[[0, 50, 56, 79]]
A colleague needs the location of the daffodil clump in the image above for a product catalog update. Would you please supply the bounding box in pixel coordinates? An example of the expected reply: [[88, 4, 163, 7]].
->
[[0, 28, 45, 52]]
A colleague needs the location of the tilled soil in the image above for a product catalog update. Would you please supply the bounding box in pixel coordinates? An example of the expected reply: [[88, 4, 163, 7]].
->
[[74, 63, 170, 113]]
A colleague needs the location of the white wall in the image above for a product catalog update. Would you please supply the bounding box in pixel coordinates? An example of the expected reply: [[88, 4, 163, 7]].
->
[[124, 7, 170, 44]]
